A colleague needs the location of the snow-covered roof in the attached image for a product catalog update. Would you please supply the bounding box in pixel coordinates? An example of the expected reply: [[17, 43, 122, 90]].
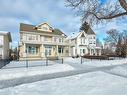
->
[[67, 32, 81, 39]]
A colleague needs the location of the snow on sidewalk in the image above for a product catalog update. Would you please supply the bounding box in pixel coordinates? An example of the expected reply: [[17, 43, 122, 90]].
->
[[0, 64, 74, 81], [1, 71, 127, 95]]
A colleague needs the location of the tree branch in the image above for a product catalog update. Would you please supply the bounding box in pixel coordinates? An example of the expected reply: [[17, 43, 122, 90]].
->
[[87, 11, 127, 20], [119, 0, 127, 11]]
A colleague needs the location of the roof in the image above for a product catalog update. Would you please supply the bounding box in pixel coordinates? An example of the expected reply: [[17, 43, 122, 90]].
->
[[20, 23, 65, 36], [84, 27, 95, 35], [0, 31, 12, 42], [80, 22, 95, 35], [67, 32, 81, 39]]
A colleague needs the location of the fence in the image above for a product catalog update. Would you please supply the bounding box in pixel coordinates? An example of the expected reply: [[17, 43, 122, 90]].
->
[[1, 58, 64, 69]]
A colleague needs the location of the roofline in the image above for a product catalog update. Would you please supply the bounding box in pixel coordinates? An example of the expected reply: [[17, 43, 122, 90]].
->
[[36, 22, 53, 29]]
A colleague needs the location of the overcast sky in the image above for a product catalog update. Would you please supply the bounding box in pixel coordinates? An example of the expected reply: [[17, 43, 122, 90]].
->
[[0, 0, 127, 47]]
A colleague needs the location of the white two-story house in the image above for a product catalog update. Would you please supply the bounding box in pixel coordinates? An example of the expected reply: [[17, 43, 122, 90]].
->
[[68, 22, 101, 56]]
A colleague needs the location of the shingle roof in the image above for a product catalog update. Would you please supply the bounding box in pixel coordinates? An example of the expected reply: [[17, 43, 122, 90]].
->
[[80, 22, 95, 35], [20, 23, 65, 36], [84, 27, 95, 35]]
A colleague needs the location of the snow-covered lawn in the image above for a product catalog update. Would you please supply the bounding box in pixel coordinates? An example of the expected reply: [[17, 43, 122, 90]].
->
[[1, 57, 127, 94], [64, 57, 127, 67], [2, 60, 57, 69], [0, 71, 127, 95], [0, 64, 74, 81]]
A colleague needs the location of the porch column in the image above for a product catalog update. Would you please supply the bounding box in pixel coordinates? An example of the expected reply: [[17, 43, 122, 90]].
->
[[41, 44, 44, 57], [23, 43, 26, 57], [68, 46, 71, 56], [99, 49, 101, 55], [56, 45, 58, 57]]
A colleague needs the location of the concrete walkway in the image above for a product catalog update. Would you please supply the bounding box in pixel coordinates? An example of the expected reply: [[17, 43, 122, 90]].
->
[[1, 63, 127, 89]]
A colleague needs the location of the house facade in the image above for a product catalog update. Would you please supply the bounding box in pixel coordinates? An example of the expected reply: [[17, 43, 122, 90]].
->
[[0, 31, 12, 59], [68, 22, 101, 56], [19, 23, 70, 60]]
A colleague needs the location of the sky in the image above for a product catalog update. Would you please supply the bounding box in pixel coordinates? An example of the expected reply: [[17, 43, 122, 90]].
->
[[0, 0, 127, 47]]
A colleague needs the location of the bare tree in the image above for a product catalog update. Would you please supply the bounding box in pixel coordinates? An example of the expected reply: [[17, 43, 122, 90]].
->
[[104, 29, 120, 44], [104, 29, 127, 57], [66, 0, 127, 24]]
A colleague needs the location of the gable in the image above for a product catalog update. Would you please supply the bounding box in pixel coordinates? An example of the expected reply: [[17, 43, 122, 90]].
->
[[20, 23, 66, 36], [37, 23, 53, 32]]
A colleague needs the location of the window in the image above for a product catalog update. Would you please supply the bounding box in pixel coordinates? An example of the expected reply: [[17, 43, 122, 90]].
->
[[62, 38, 64, 43], [42, 26, 48, 30], [80, 49, 82, 53], [26, 45, 38, 54], [36, 35, 38, 40], [89, 41, 92, 44], [44, 37, 48, 41], [83, 38, 85, 44], [83, 49, 85, 53], [81, 38, 83, 44], [27, 35, 37, 41], [54, 37, 57, 42], [59, 38, 62, 43], [20, 34, 23, 40], [58, 46, 64, 53]]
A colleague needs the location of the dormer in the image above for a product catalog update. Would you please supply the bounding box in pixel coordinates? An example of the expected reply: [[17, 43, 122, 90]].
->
[[36, 23, 53, 32]]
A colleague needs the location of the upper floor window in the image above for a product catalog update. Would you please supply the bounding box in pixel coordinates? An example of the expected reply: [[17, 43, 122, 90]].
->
[[89, 41, 92, 44], [59, 38, 62, 43], [42, 26, 48, 31], [83, 38, 85, 44], [54, 37, 57, 42], [28, 36, 36, 41], [44, 37, 48, 42], [20, 34, 23, 40], [27, 35, 38, 41], [81, 38, 83, 44]]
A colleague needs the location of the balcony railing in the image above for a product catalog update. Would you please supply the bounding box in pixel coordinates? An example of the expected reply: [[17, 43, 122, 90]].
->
[[21, 39, 70, 45]]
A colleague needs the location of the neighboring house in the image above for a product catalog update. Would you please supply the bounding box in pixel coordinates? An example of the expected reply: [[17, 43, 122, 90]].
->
[[104, 42, 116, 53], [68, 22, 101, 56], [19, 23, 69, 60], [0, 31, 12, 59]]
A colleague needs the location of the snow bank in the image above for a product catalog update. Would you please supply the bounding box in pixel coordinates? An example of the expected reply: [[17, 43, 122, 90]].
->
[[0, 71, 127, 95]]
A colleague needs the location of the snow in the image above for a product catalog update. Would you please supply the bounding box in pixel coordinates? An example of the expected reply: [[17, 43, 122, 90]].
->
[[109, 66, 127, 76], [0, 64, 74, 81], [67, 32, 81, 39], [64, 57, 127, 67], [0, 71, 127, 95], [1, 57, 127, 94]]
